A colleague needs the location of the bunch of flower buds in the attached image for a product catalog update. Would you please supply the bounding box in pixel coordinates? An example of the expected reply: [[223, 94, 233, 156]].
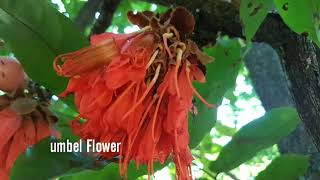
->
[[0, 57, 58, 180]]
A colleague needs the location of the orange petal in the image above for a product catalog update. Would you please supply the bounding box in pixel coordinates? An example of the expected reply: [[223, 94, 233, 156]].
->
[[0, 140, 10, 168], [54, 38, 119, 77], [35, 119, 50, 142], [0, 168, 9, 180], [90, 32, 140, 47], [6, 127, 27, 170], [0, 108, 21, 152], [22, 116, 36, 145], [191, 65, 206, 83]]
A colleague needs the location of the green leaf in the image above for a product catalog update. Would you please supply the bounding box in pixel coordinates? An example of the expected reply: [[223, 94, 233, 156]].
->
[[214, 121, 237, 136], [240, 0, 274, 41], [256, 154, 309, 180], [58, 162, 164, 180], [274, 0, 320, 46], [189, 36, 243, 148], [10, 138, 77, 180], [0, 0, 88, 98], [50, 100, 79, 142], [209, 107, 300, 173], [61, 0, 86, 20]]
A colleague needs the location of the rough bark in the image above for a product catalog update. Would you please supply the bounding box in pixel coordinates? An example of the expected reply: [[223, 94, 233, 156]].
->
[[254, 14, 320, 151], [244, 42, 320, 178], [143, 0, 242, 46]]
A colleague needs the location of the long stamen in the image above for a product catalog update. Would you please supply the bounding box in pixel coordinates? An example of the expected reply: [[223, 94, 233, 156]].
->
[[105, 83, 135, 125], [128, 96, 157, 150], [174, 48, 183, 98], [146, 50, 159, 69], [123, 84, 141, 163], [122, 64, 161, 119], [151, 85, 167, 142], [188, 165, 193, 180], [151, 147, 155, 178], [167, 26, 180, 40], [174, 129, 183, 177], [185, 61, 215, 108], [84, 92, 108, 111], [148, 161, 151, 180], [162, 33, 173, 59], [136, 25, 151, 33], [119, 136, 126, 177], [120, 26, 152, 53]]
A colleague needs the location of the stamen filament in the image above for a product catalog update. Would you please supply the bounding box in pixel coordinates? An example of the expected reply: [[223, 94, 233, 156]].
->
[[167, 26, 180, 40], [122, 64, 161, 119], [146, 50, 159, 69], [162, 33, 174, 58], [174, 48, 183, 98], [185, 61, 215, 108], [128, 96, 157, 150], [151, 85, 167, 142], [105, 83, 135, 124], [119, 136, 126, 177], [136, 25, 151, 33], [174, 129, 183, 177]]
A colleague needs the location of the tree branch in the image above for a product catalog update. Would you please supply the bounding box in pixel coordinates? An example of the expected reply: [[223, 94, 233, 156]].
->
[[244, 42, 319, 178], [142, 0, 242, 46], [75, 0, 103, 32], [90, 0, 122, 35]]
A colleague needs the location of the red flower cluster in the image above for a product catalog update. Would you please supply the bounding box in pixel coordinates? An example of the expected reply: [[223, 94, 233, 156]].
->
[[0, 57, 58, 179], [0, 97, 58, 180], [54, 7, 214, 179], [0, 106, 52, 179]]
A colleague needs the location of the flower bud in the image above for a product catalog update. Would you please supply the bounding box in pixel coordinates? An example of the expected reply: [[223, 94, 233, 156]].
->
[[0, 57, 27, 93]]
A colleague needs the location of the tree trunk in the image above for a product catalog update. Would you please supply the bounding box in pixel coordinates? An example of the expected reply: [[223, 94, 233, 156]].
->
[[254, 14, 320, 150], [244, 42, 320, 178]]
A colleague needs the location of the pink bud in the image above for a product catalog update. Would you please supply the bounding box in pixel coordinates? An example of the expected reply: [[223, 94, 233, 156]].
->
[[0, 57, 27, 93]]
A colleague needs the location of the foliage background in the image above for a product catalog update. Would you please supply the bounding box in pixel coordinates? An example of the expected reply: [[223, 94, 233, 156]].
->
[[1, 0, 318, 179]]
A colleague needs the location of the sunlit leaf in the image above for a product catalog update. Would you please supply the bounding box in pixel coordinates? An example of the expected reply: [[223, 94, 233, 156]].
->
[[209, 107, 300, 173], [189, 36, 244, 148], [274, 0, 320, 46], [214, 121, 237, 136], [255, 154, 309, 180], [240, 0, 274, 41], [58, 162, 165, 179]]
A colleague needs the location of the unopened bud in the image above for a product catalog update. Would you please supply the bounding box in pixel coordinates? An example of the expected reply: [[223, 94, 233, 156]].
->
[[0, 57, 27, 93]]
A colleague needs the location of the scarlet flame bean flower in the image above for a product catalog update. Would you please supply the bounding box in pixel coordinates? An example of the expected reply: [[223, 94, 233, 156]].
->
[[54, 7, 214, 179]]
